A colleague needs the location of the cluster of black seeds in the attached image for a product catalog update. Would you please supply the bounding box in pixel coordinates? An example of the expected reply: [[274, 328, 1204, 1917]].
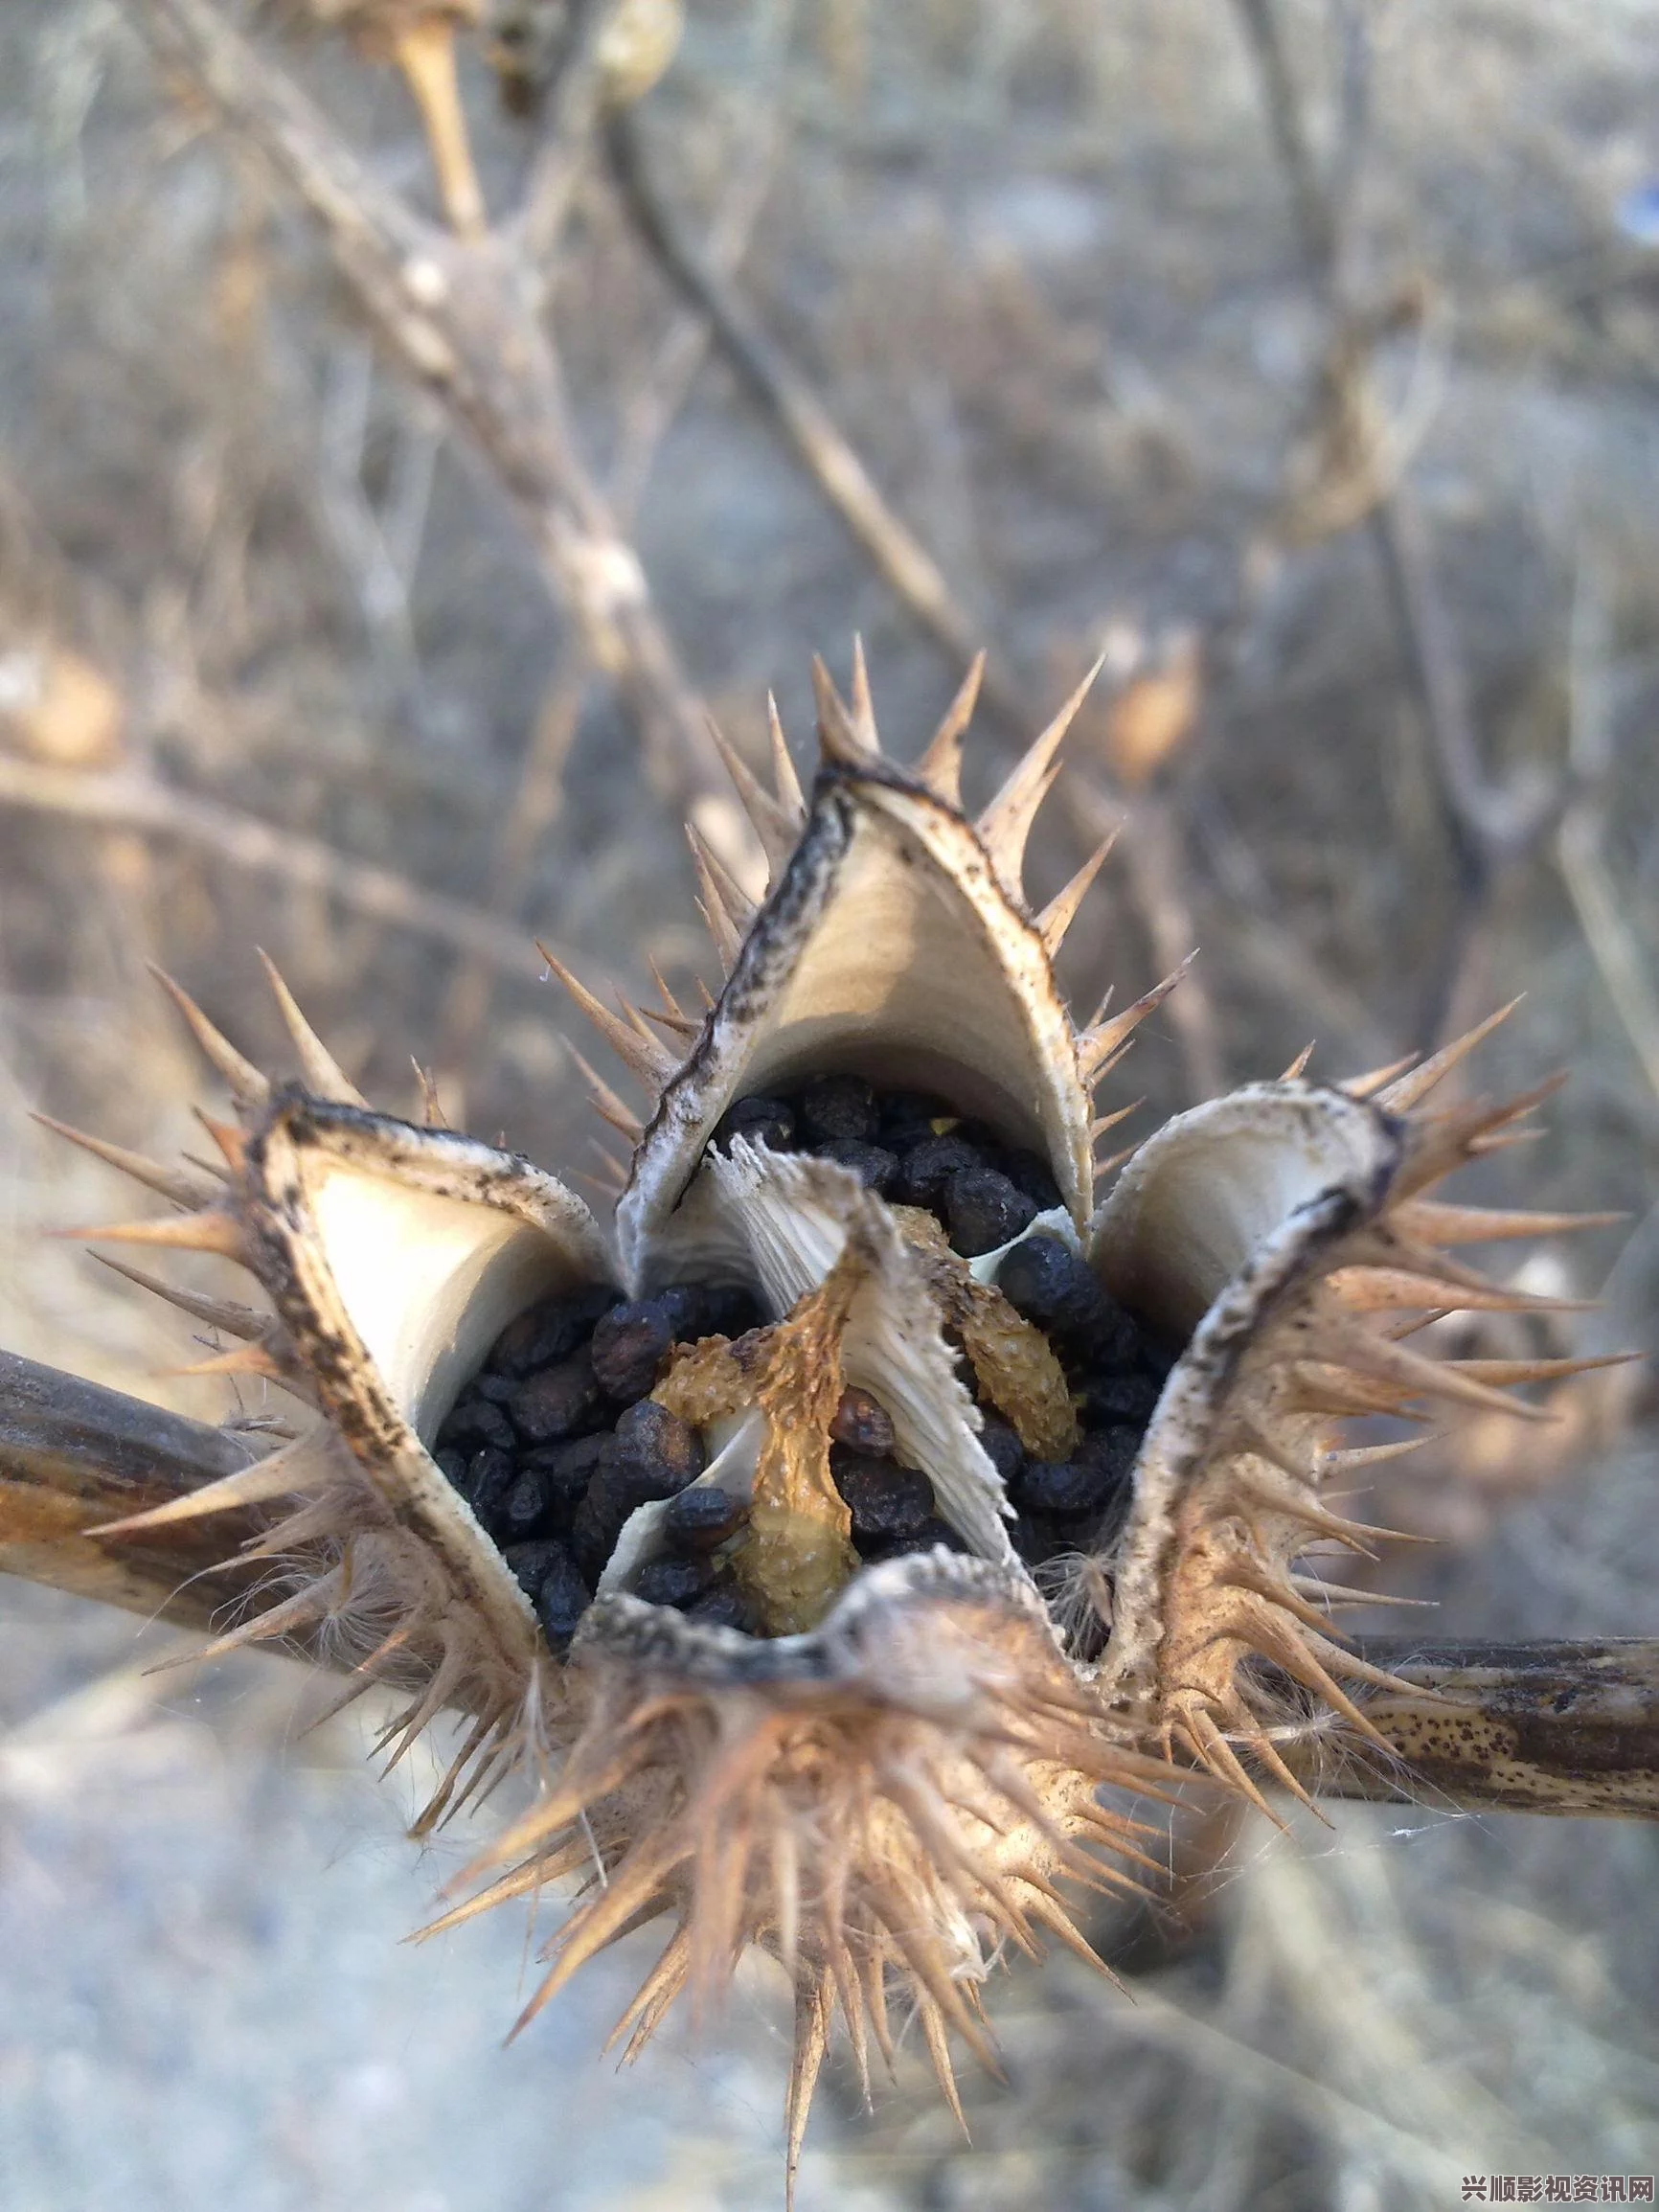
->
[[828, 1385, 965, 1565], [714, 1075, 1177, 1583], [432, 1278, 762, 1648], [712, 1073, 1063, 1257], [989, 1231, 1172, 1576]]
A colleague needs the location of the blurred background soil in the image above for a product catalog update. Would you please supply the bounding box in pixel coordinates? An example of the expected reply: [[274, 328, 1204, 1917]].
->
[[1, 0, 1657, 2204]]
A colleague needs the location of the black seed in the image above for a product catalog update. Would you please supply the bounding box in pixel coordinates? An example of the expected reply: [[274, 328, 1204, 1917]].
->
[[1000, 1147, 1063, 1212], [714, 1095, 796, 1152], [894, 1131, 983, 1211], [798, 1072, 878, 1144], [508, 1351, 602, 1444], [830, 1387, 896, 1457], [488, 1284, 619, 1378], [569, 1469, 628, 1582], [831, 1448, 935, 1539], [977, 1415, 1025, 1489], [1010, 1513, 1060, 1568], [994, 1233, 1140, 1362], [436, 1395, 516, 1455], [520, 1431, 609, 1510], [877, 1089, 951, 1146], [471, 1372, 520, 1405], [686, 1584, 757, 1632], [434, 1447, 468, 1491], [819, 1137, 899, 1193], [633, 1553, 716, 1608], [1017, 1451, 1125, 1519], [689, 1283, 764, 1340], [610, 1400, 704, 1503], [1076, 1423, 1140, 1492], [1076, 1369, 1162, 1427], [502, 1539, 567, 1603], [945, 1165, 1038, 1257], [862, 1516, 965, 1562], [499, 1468, 557, 1543], [590, 1298, 678, 1402], [464, 1446, 519, 1533], [534, 1547, 591, 1652], [663, 1484, 747, 1551]]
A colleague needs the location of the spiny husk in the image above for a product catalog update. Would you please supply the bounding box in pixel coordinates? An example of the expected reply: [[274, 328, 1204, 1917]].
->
[[46, 655, 1616, 2197]]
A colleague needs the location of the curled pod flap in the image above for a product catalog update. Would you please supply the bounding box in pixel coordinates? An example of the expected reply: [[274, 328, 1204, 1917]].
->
[[619, 760, 1094, 1288], [1088, 1078, 1570, 1810]]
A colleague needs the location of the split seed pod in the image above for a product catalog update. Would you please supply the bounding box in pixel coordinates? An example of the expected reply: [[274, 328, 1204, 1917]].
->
[[51, 650, 1606, 2200]]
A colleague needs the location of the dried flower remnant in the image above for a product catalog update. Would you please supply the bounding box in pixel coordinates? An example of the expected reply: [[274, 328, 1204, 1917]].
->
[[40, 645, 1615, 2201]]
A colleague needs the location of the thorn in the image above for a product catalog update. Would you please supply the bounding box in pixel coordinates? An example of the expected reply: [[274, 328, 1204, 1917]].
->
[[90, 1438, 320, 1534], [642, 957, 700, 1040], [60, 1209, 248, 1263], [1394, 1199, 1626, 1245], [411, 1061, 448, 1127], [92, 1255, 264, 1338], [1037, 831, 1118, 954], [192, 1108, 246, 1171], [976, 650, 1105, 895], [536, 944, 678, 1091], [148, 965, 269, 1110], [811, 654, 875, 766], [1376, 999, 1524, 1111], [164, 1340, 290, 1384], [684, 838, 745, 972], [1089, 1100, 1143, 1141], [567, 1044, 646, 1145], [914, 651, 985, 807], [1340, 1052, 1417, 1099], [848, 635, 878, 751], [684, 823, 758, 936], [766, 694, 807, 819], [257, 950, 367, 1106], [1280, 1041, 1315, 1080], [32, 1115, 221, 1212], [1079, 954, 1196, 1084], [1442, 1352, 1639, 1387], [705, 718, 803, 875]]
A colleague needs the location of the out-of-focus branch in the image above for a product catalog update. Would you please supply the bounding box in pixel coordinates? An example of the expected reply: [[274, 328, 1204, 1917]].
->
[[0, 753, 548, 975], [1233, 0, 1574, 1044], [128, 0, 742, 844], [1272, 1639, 1659, 1818], [6, 1352, 1655, 1816], [603, 103, 1024, 725]]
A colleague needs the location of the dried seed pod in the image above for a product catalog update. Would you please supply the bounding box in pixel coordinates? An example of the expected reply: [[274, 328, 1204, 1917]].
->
[[43, 654, 1613, 2204]]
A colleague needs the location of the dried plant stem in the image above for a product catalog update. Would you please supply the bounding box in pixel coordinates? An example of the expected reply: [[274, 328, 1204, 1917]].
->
[[5, 1352, 1654, 1818], [1272, 1639, 1659, 1818], [128, 0, 739, 841], [0, 754, 546, 976]]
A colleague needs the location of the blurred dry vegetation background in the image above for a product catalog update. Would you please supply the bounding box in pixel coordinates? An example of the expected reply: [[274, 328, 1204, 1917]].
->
[[2, 0, 1658, 2205]]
